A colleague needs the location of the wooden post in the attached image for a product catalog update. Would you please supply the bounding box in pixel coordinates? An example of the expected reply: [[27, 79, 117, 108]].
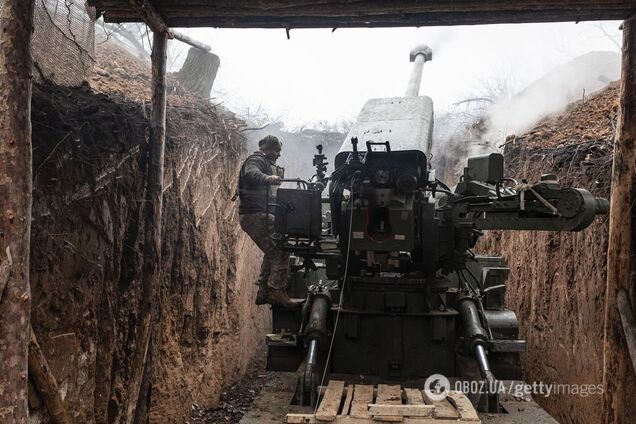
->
[[125, 30, 168, 424], [0, 1, 34, 423], [602, 17, 636, 424]]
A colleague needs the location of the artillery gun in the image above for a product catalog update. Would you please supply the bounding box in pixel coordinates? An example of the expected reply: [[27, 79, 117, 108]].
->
[[257, 45, 608, 422]]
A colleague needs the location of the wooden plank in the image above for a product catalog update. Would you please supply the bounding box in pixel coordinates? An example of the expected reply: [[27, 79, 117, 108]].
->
[[316, 380, 345, 421], [339, 384, 354, 416], [422, 390, 460, 419], [319, 386, 378, 397], [368, 404, 434, 417], [403, 388, 424, 405], [103, 11, 636, 29], [372, 416, 402, 422], [373, 385, 404, 422], [91, 0, 636, 28], [92, 1, 636, 16], [286, 416, 469, 424], [376, 384, 402, 404], [318, 386, 378, 399], [350, 385, 374, 419], [446, 391, 480, 422], [286, 414, 313, 423]]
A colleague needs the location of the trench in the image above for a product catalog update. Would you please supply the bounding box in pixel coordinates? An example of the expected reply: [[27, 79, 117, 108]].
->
[[478, 83, 636, 424], [27, 41, 269, 423], [24, 22, 636, 424]]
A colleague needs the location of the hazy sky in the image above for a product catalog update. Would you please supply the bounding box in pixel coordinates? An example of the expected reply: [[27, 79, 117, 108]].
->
[[177, 21, 622, 127]]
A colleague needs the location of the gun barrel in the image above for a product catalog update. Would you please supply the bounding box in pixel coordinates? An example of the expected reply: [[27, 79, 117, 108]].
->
[[405, 45, 432, 97], [405, 54, 426, 97]]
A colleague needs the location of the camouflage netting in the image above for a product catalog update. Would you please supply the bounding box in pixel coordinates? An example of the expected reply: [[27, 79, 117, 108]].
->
[[32, 0, 96, 87]]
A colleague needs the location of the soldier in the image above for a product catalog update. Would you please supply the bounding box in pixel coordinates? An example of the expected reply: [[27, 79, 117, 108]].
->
[[236, 135, 296, 308]]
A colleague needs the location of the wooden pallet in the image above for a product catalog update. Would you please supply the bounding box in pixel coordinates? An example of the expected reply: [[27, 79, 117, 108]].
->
[[286, 381, 480, 423]]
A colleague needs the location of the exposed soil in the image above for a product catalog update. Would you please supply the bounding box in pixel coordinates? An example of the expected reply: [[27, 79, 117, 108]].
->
[[28, 39, 270, 423], [479, 82, 635, 424]]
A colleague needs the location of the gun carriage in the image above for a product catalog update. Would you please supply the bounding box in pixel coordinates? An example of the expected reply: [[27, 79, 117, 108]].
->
[[261, 45, 608, 421]]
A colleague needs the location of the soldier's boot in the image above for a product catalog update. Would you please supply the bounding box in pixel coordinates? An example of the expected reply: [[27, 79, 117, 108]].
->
[[267, 289, 298, 309], [255, 285, 269, 305]]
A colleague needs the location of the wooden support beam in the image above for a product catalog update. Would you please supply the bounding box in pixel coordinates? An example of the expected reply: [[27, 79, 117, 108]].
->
[[124, 29, 168, 424], [90, 0, 636, 28], [28, 327, 71, 424], [172, 31, 211, 52], [602, 16, 636, 424], [127, 0, 212, 51], [90, 0, 636, 26], [127, 0, 171, 35], [0, 1, 34, 422]]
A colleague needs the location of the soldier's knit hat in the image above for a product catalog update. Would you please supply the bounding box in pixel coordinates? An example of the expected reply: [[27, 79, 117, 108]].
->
[[258, 135, 282, 150]]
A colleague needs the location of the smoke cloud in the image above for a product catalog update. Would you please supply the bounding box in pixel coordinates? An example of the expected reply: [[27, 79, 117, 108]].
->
[[432, 50, 620, 185]]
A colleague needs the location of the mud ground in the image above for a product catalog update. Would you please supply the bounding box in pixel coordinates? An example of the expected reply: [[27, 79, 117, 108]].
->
[[188, 357, 270, 424]]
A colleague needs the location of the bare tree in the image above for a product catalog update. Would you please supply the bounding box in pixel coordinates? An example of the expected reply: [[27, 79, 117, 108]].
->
[[96, 20, 151, 59], [239, 103, 284, 129], [167, 39, 187, 71], [593, 22, 622, 51], [455, 70, 518, 117]]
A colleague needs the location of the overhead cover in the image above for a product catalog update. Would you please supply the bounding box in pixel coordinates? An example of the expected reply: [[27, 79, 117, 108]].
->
[[88, 1, 636, 28]]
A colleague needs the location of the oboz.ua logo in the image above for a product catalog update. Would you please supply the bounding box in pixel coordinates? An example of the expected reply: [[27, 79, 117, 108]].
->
[[423, 374, 451, 401]]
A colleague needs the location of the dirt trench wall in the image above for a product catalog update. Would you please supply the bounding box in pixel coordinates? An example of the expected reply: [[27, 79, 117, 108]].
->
[[28, 82, 268, 423], [478, 87, 624, 424]]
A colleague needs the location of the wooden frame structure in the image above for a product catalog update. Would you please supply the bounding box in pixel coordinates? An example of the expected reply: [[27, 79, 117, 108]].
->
[[286, 381, 480, 423], [1, 0, 635, 423], [89, 1, 636, 27]]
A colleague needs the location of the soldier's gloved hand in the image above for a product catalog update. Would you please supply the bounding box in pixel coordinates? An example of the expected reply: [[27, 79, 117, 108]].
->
[[266, 175, 282, 185]]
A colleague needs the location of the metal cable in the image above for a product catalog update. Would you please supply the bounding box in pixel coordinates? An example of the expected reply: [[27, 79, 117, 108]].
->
[[313, 178, 356, 414]]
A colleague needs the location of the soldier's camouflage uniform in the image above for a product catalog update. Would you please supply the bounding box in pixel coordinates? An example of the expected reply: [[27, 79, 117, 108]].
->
[[237, 150, 289, 293], [239, 213, 289, 291]]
